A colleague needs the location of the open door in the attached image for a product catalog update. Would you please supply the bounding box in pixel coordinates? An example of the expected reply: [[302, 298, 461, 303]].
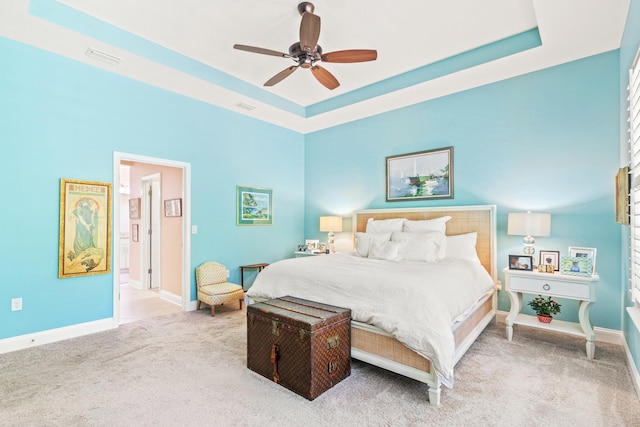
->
[[142, 173, 162, 290]]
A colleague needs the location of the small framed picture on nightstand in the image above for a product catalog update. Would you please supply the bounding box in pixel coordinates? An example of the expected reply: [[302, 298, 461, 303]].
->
[[560, 256, 593, 276], [539, 250, 560, 271], [305, 239, 319, 250], [568, 247, 596, 274], [509, 255, 533, 271]]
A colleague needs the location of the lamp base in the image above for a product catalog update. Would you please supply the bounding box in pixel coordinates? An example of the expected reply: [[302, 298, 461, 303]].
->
[[327, 231, 335, 253], [523, 235, 535, 255]]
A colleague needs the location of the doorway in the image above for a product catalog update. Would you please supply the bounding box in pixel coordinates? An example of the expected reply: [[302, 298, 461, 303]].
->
[[112, 152, 192, 326]]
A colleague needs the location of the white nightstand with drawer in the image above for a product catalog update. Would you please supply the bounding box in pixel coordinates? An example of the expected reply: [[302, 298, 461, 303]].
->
[[503, 267, 599, 359]]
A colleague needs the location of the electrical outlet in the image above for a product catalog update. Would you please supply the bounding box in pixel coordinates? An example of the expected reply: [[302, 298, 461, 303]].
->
[[11, 298, 22, 312], [226, 269, 230, 278]]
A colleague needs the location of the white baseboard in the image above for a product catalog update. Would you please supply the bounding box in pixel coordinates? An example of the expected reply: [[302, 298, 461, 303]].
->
[[621, 333, 640, 398], [0, 318, 115, 355], [127, 278, 143, 290], [160, 290, 182, 306], [496, 310, 621, 344]]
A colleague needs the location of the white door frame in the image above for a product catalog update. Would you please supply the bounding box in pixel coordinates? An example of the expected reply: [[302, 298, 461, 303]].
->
[[112, 152, 192, 327]]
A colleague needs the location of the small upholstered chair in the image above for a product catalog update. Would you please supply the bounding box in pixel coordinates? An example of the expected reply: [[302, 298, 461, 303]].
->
[[195, 261, 244, 317]]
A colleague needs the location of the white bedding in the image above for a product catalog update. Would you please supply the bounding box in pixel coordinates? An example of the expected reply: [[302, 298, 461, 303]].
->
[[246, 252, 495, 384]]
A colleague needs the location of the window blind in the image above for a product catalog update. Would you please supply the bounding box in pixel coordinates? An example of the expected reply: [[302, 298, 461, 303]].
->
[[630, 49, 640, 304]]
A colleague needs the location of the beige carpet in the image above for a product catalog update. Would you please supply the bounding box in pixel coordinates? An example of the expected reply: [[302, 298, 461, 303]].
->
[[1, 305, 639, 427]]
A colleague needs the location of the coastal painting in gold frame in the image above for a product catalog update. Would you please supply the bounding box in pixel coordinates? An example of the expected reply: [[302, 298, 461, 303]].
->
[[58, 178, 112, 278]]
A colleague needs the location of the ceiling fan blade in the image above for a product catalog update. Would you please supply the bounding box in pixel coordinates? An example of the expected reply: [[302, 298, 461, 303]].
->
[[299, 12, 321, 51], [233, 44, 289, 58], [311, 66, 340, 90], [321, 50, 378, 63], [264, 66, 298, 87]]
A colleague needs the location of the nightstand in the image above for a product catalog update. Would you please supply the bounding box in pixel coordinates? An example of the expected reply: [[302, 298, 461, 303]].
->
[[294, 251, 321, 257], [503, 267, 599, 359]]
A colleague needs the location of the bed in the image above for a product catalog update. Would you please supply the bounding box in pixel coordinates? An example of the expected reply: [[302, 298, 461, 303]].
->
[[246, 205, 498, 405]]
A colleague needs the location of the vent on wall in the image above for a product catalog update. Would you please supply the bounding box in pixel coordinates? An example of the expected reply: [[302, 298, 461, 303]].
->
[[85, 48, 121, 65]]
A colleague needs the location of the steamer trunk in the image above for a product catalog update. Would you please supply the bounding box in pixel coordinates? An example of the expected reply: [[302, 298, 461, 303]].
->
[[247, 296, 351, 400]]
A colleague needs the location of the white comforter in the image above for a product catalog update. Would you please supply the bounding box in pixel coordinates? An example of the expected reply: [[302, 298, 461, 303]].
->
[[246, 252, 495, 384]]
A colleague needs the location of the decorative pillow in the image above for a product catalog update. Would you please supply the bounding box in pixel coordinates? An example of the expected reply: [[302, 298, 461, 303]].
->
[[446, 232, 481, 263], [368, 239, 403, 261], [365, 217, 405, 234], [402, 216, 452, 233], [355, 232, 392, 257], [391, 231, 446, 261]]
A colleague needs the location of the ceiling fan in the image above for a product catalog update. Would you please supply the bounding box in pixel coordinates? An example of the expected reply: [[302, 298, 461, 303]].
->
[[233, 2, 377, 90]]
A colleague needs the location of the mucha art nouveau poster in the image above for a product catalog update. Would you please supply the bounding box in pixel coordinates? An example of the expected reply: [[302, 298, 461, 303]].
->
[[59, 179, 112, 278]]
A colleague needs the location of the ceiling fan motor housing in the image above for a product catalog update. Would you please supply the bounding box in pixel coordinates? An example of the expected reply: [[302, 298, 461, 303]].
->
[[289, 43, 322, 68]]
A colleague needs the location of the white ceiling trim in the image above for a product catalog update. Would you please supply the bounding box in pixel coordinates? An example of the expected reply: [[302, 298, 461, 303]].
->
[[0, 0, 631, 134]]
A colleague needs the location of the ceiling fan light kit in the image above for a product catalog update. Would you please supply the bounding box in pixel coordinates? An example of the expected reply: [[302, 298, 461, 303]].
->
[[233, 2, 377, 90]]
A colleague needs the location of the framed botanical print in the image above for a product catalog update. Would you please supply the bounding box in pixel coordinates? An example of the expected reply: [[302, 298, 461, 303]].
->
[[164, 198, 182, 217], [236, 186, 273, 226], [129, 198, 141, 219], [59, 178, 112, 278]]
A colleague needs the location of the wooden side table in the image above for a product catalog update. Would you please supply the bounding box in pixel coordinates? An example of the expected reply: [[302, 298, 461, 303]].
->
[[239, 263, 269, 290], [503, 267, 598, 358]]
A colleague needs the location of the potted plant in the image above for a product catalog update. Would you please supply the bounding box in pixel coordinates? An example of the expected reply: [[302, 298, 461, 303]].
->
[[527, 295, 561, 323]]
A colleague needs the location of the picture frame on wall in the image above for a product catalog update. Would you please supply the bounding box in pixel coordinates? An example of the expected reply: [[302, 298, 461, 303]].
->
[[509, 255, 533, 271], [386, 146, 453, 201], [237, 186, 273, 226], [568, 246, 597, 274], [164, 198, 182, 217], [129, 198, 141, 219], [615, 166, 630, 225], [539, 250, 560, 271], [58, 178, 112, 278]]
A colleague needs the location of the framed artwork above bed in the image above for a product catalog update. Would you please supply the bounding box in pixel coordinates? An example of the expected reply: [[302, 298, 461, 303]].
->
[[386, 147, 454, 201]]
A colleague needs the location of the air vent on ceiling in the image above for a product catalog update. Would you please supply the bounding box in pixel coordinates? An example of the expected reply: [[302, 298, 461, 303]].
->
[[85, 48, 121, 65], [236, 102, 257, 111]]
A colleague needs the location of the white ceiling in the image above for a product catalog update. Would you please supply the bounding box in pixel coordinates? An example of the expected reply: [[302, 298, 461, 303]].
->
[[0, 0, 631, 133]]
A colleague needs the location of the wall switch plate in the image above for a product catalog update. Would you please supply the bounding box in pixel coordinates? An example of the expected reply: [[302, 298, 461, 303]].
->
[[226, 270, 230, 278], [192, 225, 198, 234], [11, 298, 22, 311]]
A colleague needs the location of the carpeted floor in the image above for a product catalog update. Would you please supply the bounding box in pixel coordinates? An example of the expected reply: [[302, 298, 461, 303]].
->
[[1, 305, 638, 427]]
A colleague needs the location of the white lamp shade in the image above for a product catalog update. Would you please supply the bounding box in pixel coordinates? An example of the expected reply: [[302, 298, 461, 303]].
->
[[507, 212, 551, 237], [319, 216, 343, 232]]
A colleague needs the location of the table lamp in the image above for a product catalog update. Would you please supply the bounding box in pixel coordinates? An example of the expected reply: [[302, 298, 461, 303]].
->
[[507, 211, 551, 255], [319, 216, 342, 253]]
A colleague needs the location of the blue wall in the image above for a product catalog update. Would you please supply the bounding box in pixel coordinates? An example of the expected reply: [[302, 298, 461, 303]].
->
[[305, 52, 622, 330], [620, 0, 640, 377], [0, 38, 305, 340], [0, 11, 631, 347]]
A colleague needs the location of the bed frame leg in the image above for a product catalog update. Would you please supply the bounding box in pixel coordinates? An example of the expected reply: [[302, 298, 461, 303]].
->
[[428, 386, 441, 406]]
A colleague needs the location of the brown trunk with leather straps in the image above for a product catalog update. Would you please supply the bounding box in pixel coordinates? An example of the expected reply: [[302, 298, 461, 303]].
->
[[247, 296, 351, 400]]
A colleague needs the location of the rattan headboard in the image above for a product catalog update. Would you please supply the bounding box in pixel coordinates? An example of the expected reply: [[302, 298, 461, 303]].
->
[[353, 205, 497, 280]]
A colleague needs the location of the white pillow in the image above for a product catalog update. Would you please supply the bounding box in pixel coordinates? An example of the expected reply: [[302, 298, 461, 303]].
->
[[446, 232, 481, 263], [355, 232, 392, 257], [402, 216, 452, 233], [368, 239, 403, 261], [365, 217, 405, 234], [391, 231, 446, 261]]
